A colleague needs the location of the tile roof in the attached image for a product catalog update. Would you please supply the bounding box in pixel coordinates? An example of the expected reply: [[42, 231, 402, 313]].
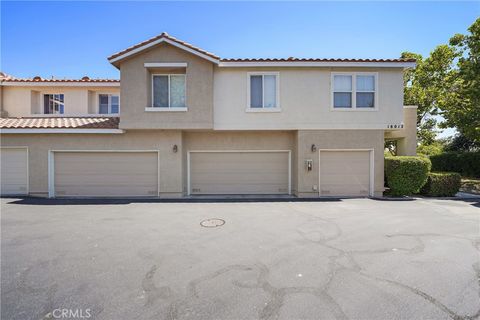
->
[[1, 76, 119, 83], [220, 58, 417, 63], [108, 32, 220, 62], [107, 32, 416, 65], [0, 117, 120, 129]]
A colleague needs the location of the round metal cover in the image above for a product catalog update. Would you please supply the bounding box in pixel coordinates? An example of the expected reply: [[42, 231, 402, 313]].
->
[[200, 218, 225, 228]]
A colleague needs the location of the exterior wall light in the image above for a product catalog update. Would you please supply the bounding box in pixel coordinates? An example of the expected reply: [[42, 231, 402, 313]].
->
[[173, 145, 178, 153], [311, 144, 317, 152]]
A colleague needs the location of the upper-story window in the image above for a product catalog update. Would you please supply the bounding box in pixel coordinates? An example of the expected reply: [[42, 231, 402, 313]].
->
[[248, 72, 280, 110], [43, 94, 64, 114], [152, 74, 186, 108], [99, 94, 120, 114], [332, 73, 377, 110]]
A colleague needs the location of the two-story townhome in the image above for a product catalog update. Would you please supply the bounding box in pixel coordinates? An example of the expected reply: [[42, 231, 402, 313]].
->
[[0, 33, 417, 198]]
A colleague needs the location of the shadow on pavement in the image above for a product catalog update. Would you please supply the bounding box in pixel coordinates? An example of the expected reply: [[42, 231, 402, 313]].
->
[[3, 196, 478, 207], [1, 196, 343, 205], [454, 198, 480, 208], [371, 197, 416, 202]]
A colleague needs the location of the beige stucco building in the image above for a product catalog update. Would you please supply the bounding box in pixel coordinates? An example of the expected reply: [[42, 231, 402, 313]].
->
[[0, 33, 417, 198]]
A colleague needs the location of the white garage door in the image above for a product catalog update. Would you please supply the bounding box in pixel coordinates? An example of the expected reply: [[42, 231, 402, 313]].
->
[[319, 150, 372, 197], [53, 151, 158, 197], [1, 147, 28, 195], [189, 151, 290, 195]]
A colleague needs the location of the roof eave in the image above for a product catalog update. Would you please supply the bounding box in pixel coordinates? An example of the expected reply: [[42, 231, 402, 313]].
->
[[217, 61, 416, 68], [108, 37, 220, 67]]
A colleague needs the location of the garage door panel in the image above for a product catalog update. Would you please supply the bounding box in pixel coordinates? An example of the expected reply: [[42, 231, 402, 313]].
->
[[54, 152, 158, 197], [190, 152, 289, 195], [320, 151, 371, 197], [1, 148, 28, 195], [55, 185, 157, 197], [56, 175, 155, 185]]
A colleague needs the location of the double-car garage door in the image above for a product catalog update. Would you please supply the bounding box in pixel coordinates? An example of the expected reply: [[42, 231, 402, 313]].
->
[[52, 151, 158, 197], [189, 151, 291, 195]]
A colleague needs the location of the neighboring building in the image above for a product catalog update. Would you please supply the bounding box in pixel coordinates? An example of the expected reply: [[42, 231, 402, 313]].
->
[[0, 33, 417, 198]]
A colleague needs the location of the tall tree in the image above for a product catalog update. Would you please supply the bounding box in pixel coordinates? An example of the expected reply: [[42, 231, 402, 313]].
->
[[443, 18, 480, 142], [401, 46, 459, 145]]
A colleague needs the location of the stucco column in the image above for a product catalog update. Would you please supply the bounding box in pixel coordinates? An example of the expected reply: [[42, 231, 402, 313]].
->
[[396, 106, 417, 156], [0, 85, 6, 117]]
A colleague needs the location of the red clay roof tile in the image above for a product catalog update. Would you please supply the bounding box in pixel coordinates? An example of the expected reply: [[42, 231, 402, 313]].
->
[[1, 77, 119, 83], [0, 117, 120, 129], [107, 32, 416, 65], [108, 32, 220, 62], [219, 58, 416, 63]]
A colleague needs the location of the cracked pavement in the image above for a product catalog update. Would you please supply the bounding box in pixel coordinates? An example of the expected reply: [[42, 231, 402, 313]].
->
[[1, 197, 479, 320]]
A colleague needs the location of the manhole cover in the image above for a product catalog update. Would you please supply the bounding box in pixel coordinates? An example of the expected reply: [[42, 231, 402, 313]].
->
[[200, 218, 225, 228]]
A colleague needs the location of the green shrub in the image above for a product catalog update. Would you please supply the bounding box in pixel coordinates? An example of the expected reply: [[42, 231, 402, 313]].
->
[[417, 142, 444, 157], [430, 152, 480, 177], [385, 156, 431, 196], [420, 172, 461, 197]]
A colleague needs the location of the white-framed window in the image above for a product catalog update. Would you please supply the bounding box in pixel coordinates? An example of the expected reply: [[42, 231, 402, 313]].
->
[[331, 73, 377, 110], [247, 72, 280, 110], [152, 74, 186, 108], [43, 94, 64, 114], [98, 94, 120, 114]]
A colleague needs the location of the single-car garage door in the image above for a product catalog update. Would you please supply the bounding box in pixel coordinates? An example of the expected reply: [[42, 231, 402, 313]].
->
[[1, 147, 28, 195], [319, 150, 372, 197], [189, 151, 290, 195], [52, 151, 158, 197]]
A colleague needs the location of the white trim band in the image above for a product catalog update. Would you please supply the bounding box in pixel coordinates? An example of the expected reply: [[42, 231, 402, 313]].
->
[[144, 62, 188, 68], [245, 108, 282, 113], [145, 107, 188, 112]]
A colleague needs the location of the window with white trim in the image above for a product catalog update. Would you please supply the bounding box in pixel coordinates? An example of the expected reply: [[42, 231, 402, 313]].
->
[[248, 73, 279, 109], [333, 75, 352, 108], [332, 73, 377, 109], [152, 74, 186, 108], [356, 75, 375, 108], [98, 94, 120, 114], [43, 94, 64, 114]]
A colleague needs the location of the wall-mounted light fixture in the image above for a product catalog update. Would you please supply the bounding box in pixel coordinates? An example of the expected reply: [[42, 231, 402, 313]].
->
[[173, 145, 178, 153], [311, 144, 317, 152]]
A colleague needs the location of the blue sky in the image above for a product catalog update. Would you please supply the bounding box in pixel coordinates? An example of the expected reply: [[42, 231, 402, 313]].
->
[[2, 1, 478, 79]]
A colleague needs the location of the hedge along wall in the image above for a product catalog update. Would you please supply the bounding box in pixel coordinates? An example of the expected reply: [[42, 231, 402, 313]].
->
[[385, 156, 431, 196], [430, 152, 480, 177]]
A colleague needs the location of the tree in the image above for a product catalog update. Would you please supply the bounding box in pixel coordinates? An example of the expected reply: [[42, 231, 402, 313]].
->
[[401, 45, 460, 145], [417, 140, 445, 156], [444, 133, 479, 152], [442, 18, 480, 142]]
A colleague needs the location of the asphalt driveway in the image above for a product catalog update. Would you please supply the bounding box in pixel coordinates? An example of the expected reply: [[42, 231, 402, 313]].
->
[[1, 197, 479, 320]]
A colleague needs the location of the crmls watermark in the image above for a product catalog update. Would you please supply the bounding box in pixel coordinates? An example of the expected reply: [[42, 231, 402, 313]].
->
[[47, 308, 92, 319]]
